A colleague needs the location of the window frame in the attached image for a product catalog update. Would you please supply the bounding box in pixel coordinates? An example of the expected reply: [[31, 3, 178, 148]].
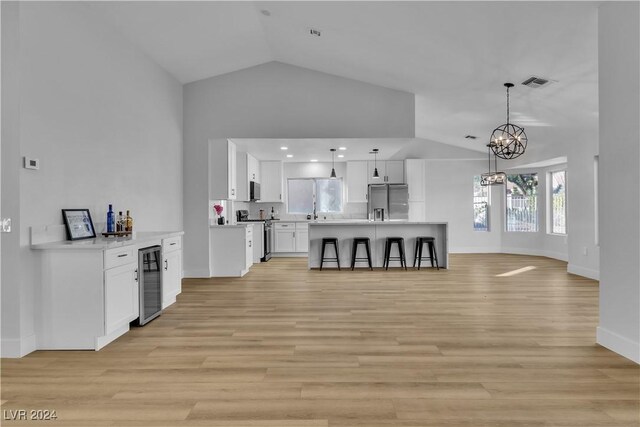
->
[[547, 169, 567, 236], [286, 177, 344, 214], [504, 173, 539, 233]]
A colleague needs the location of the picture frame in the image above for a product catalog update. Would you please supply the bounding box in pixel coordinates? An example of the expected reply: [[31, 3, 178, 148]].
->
[[61, 209, 97, 241]]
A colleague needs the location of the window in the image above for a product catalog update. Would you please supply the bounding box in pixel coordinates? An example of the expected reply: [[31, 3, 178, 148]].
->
[[473, 176, 489, 231], [549, 170, 566, 234], [287, 178, 343, 214], [506, 173, 538, 232]]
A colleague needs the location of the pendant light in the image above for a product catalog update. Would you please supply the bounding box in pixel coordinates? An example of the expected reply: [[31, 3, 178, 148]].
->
[[329, 148, 337, 179], [489, 83, 528, 160], [480, 144, 506, 186], [370, 148, 380, 179]]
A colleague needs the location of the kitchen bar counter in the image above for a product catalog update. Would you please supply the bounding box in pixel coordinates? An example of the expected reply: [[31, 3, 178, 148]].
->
[[308, 221, 448, 269], [31, 229, 184, 250]]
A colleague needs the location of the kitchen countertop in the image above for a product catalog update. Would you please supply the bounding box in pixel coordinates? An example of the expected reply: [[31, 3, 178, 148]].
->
[[31, 231, 184, 250]]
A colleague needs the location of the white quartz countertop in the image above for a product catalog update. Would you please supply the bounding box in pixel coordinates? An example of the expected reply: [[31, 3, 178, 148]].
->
[[31, 231, 184, 250], [210, 223, 250, 228], [308, 221, 448, 226]]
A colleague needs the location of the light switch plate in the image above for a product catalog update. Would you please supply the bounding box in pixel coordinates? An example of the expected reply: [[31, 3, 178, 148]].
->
[[1, 218, 11, 233], [24, 157, 40, 170]]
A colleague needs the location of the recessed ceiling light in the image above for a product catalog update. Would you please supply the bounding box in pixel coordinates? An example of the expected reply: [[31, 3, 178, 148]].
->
[[260, 9, 271, 16], [280, 146, 288, 150], [337, 154, 344, 158], [310, 159, 318, 162], [339, 147, 347, 151], [286, 154, 293, 158]]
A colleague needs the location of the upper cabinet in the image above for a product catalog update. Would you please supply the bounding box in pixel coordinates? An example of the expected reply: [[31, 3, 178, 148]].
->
[[346, 161, 368, 203], [367, 160, 405, 184], [236, 152, 261, 202], [209, 139, 237, 200], [258, 161, 283, 203], [405, 159, 426, 221]]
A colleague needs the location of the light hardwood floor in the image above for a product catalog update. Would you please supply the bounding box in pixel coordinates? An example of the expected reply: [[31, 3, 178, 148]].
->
[[1, 254, 638, 426]]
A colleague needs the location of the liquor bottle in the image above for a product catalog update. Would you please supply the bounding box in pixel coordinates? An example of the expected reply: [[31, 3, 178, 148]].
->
[[125, 210, 133, 232], [107, 204, 115, 233], [117, 211, 124, 232], [270, 206, 275, 220]]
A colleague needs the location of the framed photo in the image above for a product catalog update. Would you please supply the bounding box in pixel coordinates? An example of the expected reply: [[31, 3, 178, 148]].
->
[[62, 209, 96, 241]]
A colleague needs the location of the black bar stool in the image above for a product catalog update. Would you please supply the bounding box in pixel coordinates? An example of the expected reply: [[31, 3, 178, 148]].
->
[[351, 237, 372, 270], [413, 236, 439, 270], [320, 237, 340, 271], [383, 237, 407, 270]]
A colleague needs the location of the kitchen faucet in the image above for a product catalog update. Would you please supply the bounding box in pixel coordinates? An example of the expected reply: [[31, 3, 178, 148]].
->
[[313, 201, 318, 220]]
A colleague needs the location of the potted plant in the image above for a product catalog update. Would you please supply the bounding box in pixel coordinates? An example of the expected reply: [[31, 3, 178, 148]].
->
[[214, 204, 225, 225]]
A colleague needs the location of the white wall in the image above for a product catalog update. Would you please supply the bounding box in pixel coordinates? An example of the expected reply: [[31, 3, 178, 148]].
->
[[423, 160, 502, 253], [1, 3, 183, 357], [597, 2, 639, 363], [183, 62, 415, 277]]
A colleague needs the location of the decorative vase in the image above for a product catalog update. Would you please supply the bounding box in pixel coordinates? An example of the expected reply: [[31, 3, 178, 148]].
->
[[217, 216, 225, 225]]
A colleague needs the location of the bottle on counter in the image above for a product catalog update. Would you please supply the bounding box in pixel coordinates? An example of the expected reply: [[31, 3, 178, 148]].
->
[[270, 206, 275, 219], [116, 211, 124, 232], [107, 204, 115, 233], [125, 210, 133, 232]]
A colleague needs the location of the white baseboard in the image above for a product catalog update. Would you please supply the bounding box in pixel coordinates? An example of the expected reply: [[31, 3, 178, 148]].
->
[[183, 269, 211, 278], [450, 247, 502, 253], [1, 334, 37, 358], [501, 247, 568, 262], [271, 253, 308, 258], [567, 264, 600, 280], [597, 326, 640, 364]]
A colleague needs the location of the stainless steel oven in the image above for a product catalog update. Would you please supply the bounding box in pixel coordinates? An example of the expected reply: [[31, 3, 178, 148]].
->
[[136, 245, 162, 325], [263, 220, 272, 261]]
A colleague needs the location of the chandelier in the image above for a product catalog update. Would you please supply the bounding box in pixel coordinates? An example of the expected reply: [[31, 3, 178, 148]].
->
[[329, 148, 337, 179], [370, 148, 380, 179], [490, 83, 527, 160], [481, 144, 506, 186]]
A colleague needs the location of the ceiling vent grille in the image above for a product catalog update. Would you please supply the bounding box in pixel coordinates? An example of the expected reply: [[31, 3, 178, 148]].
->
[[465, 135, 477, 140], [522, 76, 550, 88], [309, 28, 322, 37]]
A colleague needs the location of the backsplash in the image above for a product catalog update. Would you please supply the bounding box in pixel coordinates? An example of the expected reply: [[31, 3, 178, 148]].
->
[[212, 200, 368, 223]]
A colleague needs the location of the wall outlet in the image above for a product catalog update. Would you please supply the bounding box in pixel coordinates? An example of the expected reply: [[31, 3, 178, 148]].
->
[[1, 218, 11, 233], [582, 247, 588, 256], [23, 156, 40, 170]]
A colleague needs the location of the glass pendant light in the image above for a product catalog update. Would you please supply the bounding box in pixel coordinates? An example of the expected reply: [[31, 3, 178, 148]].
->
[[370, 148, 380, 179], [489, 83, 528, 160], [329, 148, 337, 179]]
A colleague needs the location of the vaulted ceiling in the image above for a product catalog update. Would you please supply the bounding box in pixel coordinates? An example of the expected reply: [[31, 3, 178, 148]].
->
[[88, 1, 599, 154]]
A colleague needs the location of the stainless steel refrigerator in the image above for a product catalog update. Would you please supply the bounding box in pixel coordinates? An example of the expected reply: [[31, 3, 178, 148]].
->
[[368, 184, 409, 221]]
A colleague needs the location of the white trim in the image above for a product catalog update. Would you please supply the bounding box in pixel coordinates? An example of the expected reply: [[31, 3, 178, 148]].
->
[[567, 264, 600, 280], [501, 247, 568, 262], [449, 246, 502, 254], [597, 326, 640, 364], [1, 334, 37, 358], [183, 269, 211, 278], [272, 253, 308, 257]]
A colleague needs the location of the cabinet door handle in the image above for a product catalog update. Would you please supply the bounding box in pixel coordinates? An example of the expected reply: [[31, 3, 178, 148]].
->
[[279, 193, 282, 200], [231, 189, 235, 196], [249, 240, 252, 247], [164, 260, 168, 271], [117, 253, 128, 258], [134, 269, 138, 282], [170, 242, 176, 246]]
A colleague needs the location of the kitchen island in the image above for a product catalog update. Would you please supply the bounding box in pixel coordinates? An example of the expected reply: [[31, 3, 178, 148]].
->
[[308, 221, 448, 269]]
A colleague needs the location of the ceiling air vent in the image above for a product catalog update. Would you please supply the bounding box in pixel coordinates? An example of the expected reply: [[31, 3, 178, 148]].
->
[[522, 76, 550, 88], [309, 28, 322, 37], [465, 135, 477, 140]]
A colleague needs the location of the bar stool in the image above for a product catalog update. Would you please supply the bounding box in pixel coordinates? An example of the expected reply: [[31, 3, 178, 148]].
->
[[320, 237, 340, 271], [351, 237, 372, 271], [413, 236, 439, 270], [383, 237, 407, 270]]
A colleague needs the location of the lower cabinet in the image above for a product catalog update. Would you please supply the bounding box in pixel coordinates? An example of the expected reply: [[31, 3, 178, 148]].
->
[[104, 262, 139, 336], [162, 236, 183, 309], [275, 222, 308, 253], [210, 226, 253, 277]]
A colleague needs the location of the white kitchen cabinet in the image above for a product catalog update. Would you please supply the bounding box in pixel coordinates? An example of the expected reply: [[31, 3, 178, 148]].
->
[[295, 223, 309, 253], [405, 159, 426, 221], [247, 153, 260, 183], [251, 223, 264, 263], [162, 236, 182, 309], [237, 152, 261, 202], [367, 160, 405, 184], [210, 225, 253, 277], [275, 222, 296, 252], [258, 161, 283, 203], [346, 161, 368, 203], [210, 139, 237, 200], [104, 262, 139, 336]]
